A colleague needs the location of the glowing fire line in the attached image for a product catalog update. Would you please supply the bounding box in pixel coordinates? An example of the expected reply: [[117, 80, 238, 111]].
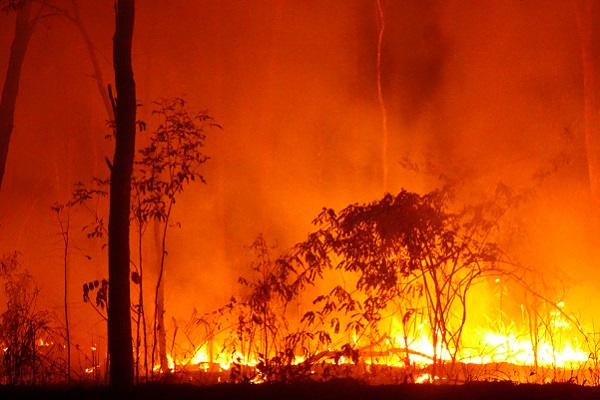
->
[[162, 327, 590, 376], [154, 300, 594, 383]]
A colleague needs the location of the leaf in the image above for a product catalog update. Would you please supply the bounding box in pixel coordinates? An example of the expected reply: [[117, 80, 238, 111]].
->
[[402, 309, 414, 325], [131, 271, 141, 284]]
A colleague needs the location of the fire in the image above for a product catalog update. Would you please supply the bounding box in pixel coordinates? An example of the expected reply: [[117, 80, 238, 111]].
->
[[189, 346, 209, 365], [85, 366, 99, 374], [371, 302, 591, 371], [461, 332, 589, 367], [161, 345, 259, 374], [131, 224, 596, 386], [160, 297, 596, 385], [415, 373, 441, 383]]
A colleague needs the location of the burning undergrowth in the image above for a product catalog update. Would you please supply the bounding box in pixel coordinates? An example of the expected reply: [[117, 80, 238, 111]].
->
[[0, 98, 596, 386], [0, 179, 599, 387], [156, 184, 600, 386]]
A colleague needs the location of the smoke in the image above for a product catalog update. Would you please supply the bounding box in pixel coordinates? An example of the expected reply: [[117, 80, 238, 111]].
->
[[0, 0, 598, 353]]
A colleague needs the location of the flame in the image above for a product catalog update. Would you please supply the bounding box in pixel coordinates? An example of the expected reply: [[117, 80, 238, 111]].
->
[[167, 354, 175, 371], [161, 325, 593, 383], [372, 304, 591, 370], [460, 332, 589, 367], [190, 346, 209, 365], [159, 298, 596, 384], [161, 344, 259, 374], [415, 373, 441, 383]]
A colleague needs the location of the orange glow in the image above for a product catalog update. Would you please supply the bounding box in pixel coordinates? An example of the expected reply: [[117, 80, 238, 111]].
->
[[155, 294, 597, 384], [1, 0, 600, 387]]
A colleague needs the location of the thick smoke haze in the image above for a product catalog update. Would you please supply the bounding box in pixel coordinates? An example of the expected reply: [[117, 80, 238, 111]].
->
[[0, 0, 599, 352]]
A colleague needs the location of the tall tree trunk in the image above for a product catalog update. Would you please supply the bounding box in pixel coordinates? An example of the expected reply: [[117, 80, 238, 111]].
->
[[576, 0, 600, 202], [108, 0, 136, 388], [0, 1, 33, 190], [376, 0, 388, 192], [70, 0, 114, 121]]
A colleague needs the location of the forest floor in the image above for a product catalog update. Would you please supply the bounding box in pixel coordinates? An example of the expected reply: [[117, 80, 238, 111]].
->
[[2, 379, 600, 400]]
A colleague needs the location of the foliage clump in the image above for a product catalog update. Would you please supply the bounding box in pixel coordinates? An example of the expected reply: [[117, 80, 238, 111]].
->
[[0, 253, 62, 385], [280, 186, 512, 380], [197, 186, 519, 383]]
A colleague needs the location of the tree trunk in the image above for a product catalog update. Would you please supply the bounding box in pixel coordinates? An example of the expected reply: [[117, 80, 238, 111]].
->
[[576, 0, 600, 202], [70, 0, 114, 121], [0, 1, 33, 190], [154, 220, 168, 373], [376, 0, 388, 192], [108, 0, 136, 389]]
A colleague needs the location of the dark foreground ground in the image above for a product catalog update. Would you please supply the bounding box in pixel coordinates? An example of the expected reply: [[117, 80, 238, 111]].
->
[[2, 380, 600, 400]]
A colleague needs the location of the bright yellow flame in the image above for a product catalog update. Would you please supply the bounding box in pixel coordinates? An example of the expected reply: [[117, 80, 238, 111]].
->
[[163, 299, 594, 384], [164, 344, 259, 374], [167, 354, 175, 371], [460, 332, 589, 367], [190, 346, 209, 365], [416, 373, 438, 383]]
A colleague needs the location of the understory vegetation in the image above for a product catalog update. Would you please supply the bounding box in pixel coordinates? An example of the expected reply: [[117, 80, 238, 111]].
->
[[0, 98, 595, 386], [1, 169, 599, 386]]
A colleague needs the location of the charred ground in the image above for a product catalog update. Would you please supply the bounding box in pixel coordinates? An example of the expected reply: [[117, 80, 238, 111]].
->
[[2, 380, 600, 400]]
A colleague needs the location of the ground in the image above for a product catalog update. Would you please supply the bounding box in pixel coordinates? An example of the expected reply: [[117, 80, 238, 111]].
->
[[2, 380, 600, 400]]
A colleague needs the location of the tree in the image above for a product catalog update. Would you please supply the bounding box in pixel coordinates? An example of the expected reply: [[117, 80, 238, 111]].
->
[[50, 201, 73, 382], [0, 0, 33, 190], [289, 186, 510, 380], [375, 0, 388, 191], [131, 97, 216, 377], [0, 252, 55, 385], [56, 98, 217, 382], [107, 0, 136, 388], [42, 0, 115, 122], [575, 0, 600, 202]]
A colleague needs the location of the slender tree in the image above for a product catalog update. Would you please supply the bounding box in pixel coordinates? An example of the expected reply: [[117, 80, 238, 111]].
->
[[50, 202, 73, 382], [575, 0, 600, 202], [43, 0, 115, 121], [375, 0, 388, 191], [108, 0, 136, 388], [0, 0, 33, 190], [130, 98, 216, 376]]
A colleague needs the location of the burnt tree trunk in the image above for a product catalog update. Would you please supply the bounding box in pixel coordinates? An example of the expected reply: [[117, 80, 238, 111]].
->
[[0, 1, 33, 190], [108, 0, 136, 388]]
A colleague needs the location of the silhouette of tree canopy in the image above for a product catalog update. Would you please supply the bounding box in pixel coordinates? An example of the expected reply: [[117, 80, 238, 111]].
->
[[286, 185, 513, 375]]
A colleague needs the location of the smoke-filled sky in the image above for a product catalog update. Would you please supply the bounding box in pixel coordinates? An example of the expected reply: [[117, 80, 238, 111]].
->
[[1, 0, 599, 348]]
